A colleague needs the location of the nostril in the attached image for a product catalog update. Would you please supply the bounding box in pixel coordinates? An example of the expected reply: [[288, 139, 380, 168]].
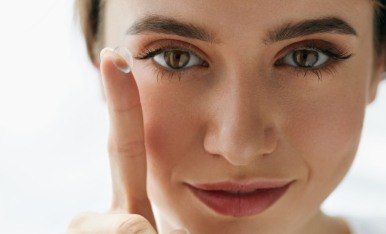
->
[[263, 127, 279, 154], [203, 125, 278, 166]]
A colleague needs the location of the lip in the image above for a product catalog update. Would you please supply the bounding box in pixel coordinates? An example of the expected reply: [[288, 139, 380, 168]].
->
[[187, 180, 293, 217]]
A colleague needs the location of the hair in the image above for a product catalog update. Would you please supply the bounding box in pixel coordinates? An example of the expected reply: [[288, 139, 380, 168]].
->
[[75, 0, 386, 63], [75, 0, 105, 62], [375, 0, 386, 54]]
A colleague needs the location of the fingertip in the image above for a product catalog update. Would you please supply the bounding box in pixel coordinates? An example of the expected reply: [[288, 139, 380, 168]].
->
[[100, 47, 133, 74], [100, 47, 115, 61], [100, 47, 121, 80], [99, 47, 140, 110]]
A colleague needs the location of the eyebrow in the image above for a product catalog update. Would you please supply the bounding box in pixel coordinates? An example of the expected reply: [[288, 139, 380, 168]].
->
[[126, 15, 216, 43], [126, 15, 357, 45], [265, 17, 358, 44]]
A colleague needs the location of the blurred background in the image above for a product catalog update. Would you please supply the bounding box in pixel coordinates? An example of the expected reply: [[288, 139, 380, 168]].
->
[[0, 1, 385, 233]]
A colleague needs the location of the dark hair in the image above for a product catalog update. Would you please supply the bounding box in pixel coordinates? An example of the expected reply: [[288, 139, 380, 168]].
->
[[75, 0, 105, 62], [75, 0, 386, 62], [375, 0, 386, 53]]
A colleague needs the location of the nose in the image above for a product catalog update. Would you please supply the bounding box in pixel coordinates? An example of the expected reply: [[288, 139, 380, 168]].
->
[[203, 70, 278, 166]]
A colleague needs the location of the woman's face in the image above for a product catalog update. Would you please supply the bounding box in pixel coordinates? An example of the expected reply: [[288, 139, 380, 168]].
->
[[104, 0, 383, 233]]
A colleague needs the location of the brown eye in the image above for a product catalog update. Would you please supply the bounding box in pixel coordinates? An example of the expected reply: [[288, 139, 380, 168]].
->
[[154, 49, 204, 70], [293, 49, 319, 67], [280, 48, 329, 68], [164, 51, 190, 69]]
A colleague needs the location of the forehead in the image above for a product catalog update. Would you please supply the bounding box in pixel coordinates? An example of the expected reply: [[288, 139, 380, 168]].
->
[[108, 0, 373, 22], [105, 0, 374, 45]]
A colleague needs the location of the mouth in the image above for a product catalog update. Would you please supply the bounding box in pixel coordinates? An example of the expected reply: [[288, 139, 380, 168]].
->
[[187, 180, 293, 217]]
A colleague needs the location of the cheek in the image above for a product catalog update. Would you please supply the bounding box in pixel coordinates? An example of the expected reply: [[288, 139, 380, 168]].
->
[[290, 98, 364, 158], [140, 93, 182, 204], [134, 65, 210, 173], [137, 77, 203, 187], [284, 81, 367, 197], [139, 84, 208, 216], [142, 96, 186, 174]]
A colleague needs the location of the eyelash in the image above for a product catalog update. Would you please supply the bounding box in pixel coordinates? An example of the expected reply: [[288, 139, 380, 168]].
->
[[135, 42, 207, 80], [135, 40, 352, 81], [274, 41, 352, 80]]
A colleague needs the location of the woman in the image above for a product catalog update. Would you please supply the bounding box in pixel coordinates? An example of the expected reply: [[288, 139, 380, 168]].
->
[[69, 0, 386, 233]]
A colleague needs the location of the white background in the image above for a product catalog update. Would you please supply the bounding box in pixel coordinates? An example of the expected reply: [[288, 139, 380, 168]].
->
[[0, 1, 385, 233]]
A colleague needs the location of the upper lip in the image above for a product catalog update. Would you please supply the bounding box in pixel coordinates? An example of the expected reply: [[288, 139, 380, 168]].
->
[[188, 180, 293, 192]]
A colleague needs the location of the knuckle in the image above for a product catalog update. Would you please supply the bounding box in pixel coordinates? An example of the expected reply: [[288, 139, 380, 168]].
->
[[116, 214, 153, 234]]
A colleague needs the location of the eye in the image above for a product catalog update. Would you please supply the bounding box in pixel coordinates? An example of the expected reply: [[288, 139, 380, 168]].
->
[[154, 50, 204, 70], [281, 48, 329, 68]]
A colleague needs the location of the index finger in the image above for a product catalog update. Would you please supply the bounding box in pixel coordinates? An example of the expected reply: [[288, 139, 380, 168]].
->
[[99, 48, 155, 227]]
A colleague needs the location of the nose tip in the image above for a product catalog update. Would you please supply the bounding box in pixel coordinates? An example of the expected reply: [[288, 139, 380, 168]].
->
[[204, 124, 278, 166]]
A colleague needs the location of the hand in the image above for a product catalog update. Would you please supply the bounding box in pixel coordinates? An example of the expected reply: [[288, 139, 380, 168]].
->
[[67, 49, 187, 234]]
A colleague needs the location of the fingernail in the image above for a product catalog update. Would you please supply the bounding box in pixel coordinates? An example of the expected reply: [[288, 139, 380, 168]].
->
[[99, 47, 134, 74], [112, 47, 134, 74]]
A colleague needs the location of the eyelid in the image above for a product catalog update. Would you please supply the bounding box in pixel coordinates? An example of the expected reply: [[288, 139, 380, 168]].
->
[[134, 39, 210, 64], [274, 39, 352, 63]]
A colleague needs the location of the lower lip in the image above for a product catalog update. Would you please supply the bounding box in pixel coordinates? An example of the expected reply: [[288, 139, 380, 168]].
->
[[188, 183, 291, 217]]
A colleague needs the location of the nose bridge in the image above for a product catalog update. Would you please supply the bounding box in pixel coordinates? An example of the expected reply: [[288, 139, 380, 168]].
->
[[204, 67, 277, 166], [225, 76, 263, 140]]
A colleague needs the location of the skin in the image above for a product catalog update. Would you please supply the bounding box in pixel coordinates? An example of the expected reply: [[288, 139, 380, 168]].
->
[[68, 0, 385, 233]]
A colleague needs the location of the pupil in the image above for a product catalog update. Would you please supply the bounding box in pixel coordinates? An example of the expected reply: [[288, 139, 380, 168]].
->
[[164, 51, 190, 69], [293, 50, 318, 67]]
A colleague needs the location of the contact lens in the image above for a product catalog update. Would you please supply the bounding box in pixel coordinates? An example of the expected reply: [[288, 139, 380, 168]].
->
[[100, 46, 134, 74], [113, 47, 134, 73]]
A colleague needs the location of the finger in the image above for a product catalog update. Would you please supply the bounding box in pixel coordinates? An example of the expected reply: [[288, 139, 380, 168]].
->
[[100, 48, 155, 226], [67, 213, 157, 234]]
